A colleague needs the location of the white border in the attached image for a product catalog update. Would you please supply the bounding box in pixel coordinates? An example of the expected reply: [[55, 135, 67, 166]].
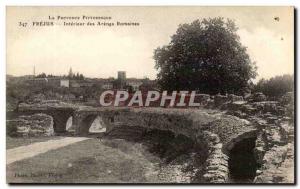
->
[[0, 0, 299, 6], [1, 1, 299, 189]]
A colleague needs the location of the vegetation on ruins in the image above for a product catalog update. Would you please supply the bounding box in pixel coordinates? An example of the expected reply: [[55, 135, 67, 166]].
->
[[154, 17, 257, 95]]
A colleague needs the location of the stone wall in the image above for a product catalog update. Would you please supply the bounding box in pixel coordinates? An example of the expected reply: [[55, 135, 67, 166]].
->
[[223, 94, 294, 183], [252, 118, 294, 183], [73, 107, 256, 183], [7, 113, 54, 137], [200, 131, 229, 183], [199, 92, 294, 183]]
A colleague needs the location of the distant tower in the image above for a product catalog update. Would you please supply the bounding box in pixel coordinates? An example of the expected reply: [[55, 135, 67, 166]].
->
[[33, 66, 36, 77], [118, 71, 126, 80], [68, 67, 73, 78], [117, 71, 126, 89]]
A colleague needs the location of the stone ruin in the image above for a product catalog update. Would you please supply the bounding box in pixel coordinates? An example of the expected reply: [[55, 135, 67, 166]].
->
[[6, 91, 294, 183], [208, 92, 294, 183], [7, 113, 54, 137]]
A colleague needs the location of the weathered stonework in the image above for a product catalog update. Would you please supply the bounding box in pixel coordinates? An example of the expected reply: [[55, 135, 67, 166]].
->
[[200, 131, 229, 183], [225, 93, 294, 183], [12, 91, 294, 183], [7, 113, 54, 137]]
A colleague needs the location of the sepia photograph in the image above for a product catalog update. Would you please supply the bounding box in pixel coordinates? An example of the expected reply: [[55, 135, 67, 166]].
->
[[6, 6, 295, 184]]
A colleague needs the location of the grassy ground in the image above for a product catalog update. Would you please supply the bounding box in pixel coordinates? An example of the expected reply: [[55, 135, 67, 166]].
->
[[7, 136, 64, 149], [7, 138, 163, 183], [7, 128, 207, 183]]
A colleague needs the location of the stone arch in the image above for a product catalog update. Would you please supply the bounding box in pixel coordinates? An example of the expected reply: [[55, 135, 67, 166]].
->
[[80, 114, 98, 134], [50, 110, 74, 133], [11, 109, 72, 134], [224, 130, 258, 153], [66, 116, 74, 132], [76, 114, 110, 135], [89, 116, 107, 133]]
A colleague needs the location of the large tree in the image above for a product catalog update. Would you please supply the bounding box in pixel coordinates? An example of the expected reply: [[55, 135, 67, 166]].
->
[[154, 17, 257, 95]]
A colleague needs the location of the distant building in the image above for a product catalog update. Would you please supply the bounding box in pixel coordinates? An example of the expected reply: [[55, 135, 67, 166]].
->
[[118, 71, 126, 80], [26, 78, 48, 85], [99, 71, 157, 92], [126, 78, 143, 91], [60, 79, 69, 88], [117, 71, 127, 89], [48, 78, 60, 87], [70, 80, 93, 88], [97, 78, 114, 90], [22, 70, 156, 93], [26, 77, 66, 88], [102, 82, 113, 90], [68, 67, 73, 78]]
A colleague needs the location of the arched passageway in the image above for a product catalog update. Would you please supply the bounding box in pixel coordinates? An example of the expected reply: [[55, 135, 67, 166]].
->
[[89, 116, 107, 133], [76, 114, 108, 135], [66, 116, 74, 132], [228, 137, 258, 183]]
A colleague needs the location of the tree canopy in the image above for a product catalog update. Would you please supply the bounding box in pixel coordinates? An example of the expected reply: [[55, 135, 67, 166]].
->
[[253, 74, 294, 98], [154, 17, 257, 95]]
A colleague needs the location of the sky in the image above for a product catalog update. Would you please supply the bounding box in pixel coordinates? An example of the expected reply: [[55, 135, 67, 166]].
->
[[7, 6, 294, 81]]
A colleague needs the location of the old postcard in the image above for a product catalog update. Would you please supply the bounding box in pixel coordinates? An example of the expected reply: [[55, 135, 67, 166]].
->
[[6, 6, 295, 184]]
